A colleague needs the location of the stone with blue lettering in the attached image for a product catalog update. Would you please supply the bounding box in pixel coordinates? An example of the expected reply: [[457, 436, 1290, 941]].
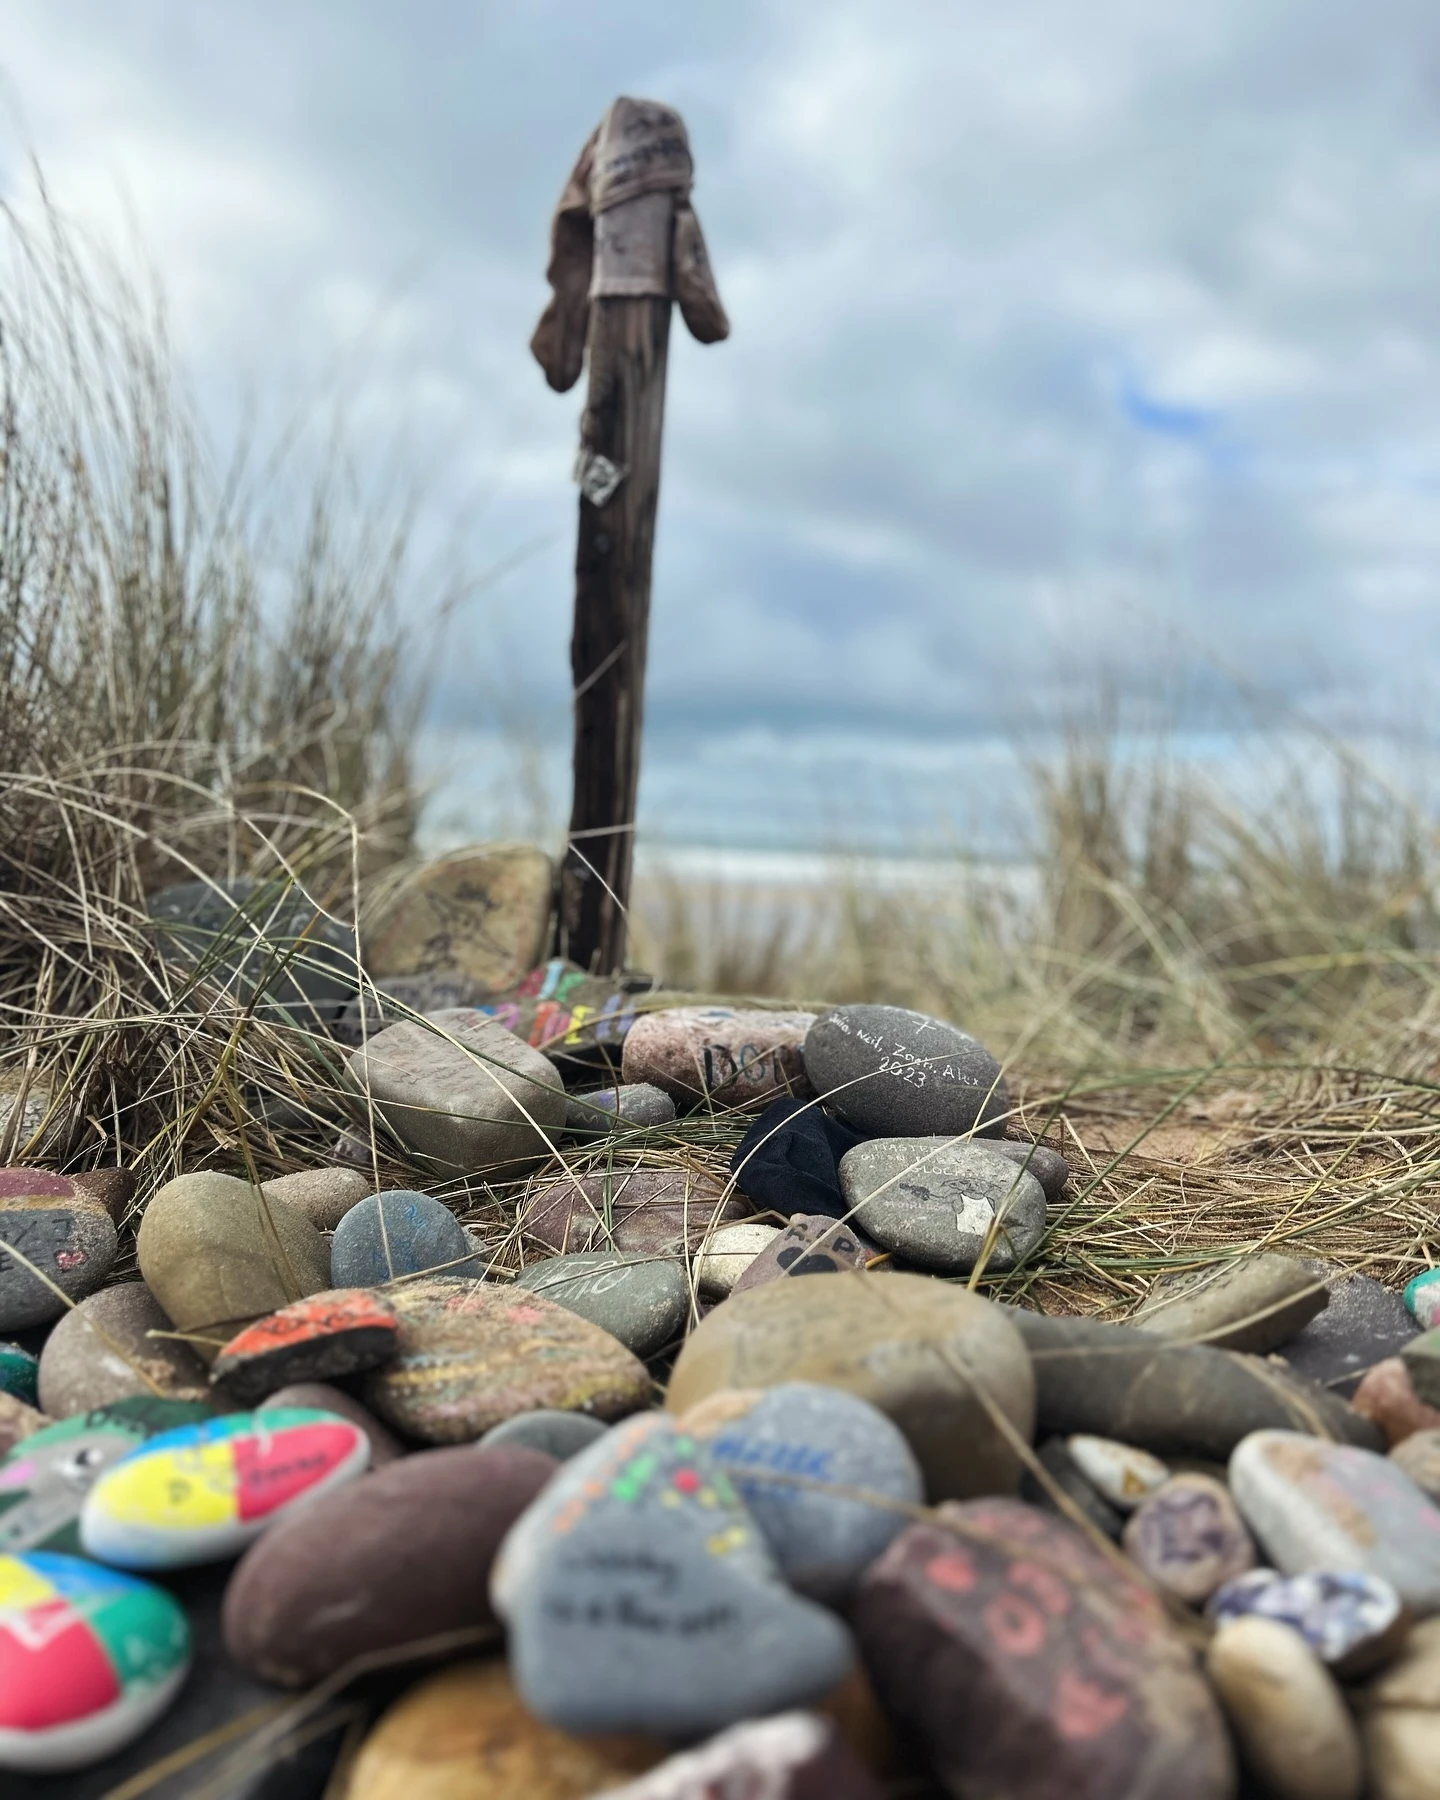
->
[[679, 1381, 924, 1602], [330, 1190, 483, 1287]]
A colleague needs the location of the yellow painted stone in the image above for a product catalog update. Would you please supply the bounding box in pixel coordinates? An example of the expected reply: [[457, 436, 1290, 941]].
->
[[364, 845, 553, 992]]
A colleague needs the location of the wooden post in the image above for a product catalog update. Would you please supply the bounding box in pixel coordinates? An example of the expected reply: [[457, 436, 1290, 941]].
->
[[530, 98, 728, 975]]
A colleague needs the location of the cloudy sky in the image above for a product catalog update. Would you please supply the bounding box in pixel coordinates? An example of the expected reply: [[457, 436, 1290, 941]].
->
[[4, 2, 1440, 853]]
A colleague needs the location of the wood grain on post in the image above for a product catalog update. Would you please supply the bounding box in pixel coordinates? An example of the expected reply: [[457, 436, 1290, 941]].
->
[[530, 98, 728, 975]]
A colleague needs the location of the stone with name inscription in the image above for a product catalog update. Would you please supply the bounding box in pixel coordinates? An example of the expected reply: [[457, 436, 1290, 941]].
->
[[565, 1083, 677, 1134], [622, 1007, 816, 1110], [521, 1167, 748, 1256], [209, 1289, 400, 1406], [732, 1212, 880, 1294], [678, 1382, 922, 1603], [666, 1270, 1035, 1501], [802, 1004, 1009, 1138], [1121, 1473, 1256, 1604], [601, 1712, 886, 1800], [1206, 1568, 1409, 1677], [330, 1189, 481, 1287], [37, 1282, 210, 1418], [491, 1412, 854, 1737], [851, 1498, 1235, 1800], [0, 1171, 118, 1330], [514, 1251, 689, 1358], [1230, 1429, 1440, 1614], [838, 1138, 1046, 1273]]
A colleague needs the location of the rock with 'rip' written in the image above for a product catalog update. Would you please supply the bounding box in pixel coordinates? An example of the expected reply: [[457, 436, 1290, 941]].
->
[[733, 1212, 880, 1293]]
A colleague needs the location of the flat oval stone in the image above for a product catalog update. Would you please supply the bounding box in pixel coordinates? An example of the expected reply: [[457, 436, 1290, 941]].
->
[[1392, 1427, 1440, 1502], [257, 1381, 404, 1467], [330, 1189, 480, 1286], [0, 1172, 117, 1330], [697, 1223, 782, 1297], [1207, 1568, 1409, 1677], [621, 1007, 816, 1110], [1206, 1616, 1362, 1800], [210, 1290, 400, 1406], [733, 1213, 879, 1294], [851, 1498, 1235, 1800], [223, 1443, 556, 1684], [1132, 1255, 1328, 1354], [666, 1271, 1035, 1502], [802, 1005, 1008, 1138], [135, 1173, 331, 1355], [363, 1276, 653, 1444], [346, 1012, 566, 1179], [603, 1714, 885, 1800], [521, 1167, 747, 1256], [1066, 1436, 1169, 1510], [565, 1084, 676, 1134], [1352, 1615, 1440, 1799], [0, 1398, 212, 1555], [0, 1550, 191, 1773], [491, 1412, 854, 1737], [478, 1408, 610, 1461], [838, 1139, 1046, 1274], [0, 1394, 50, 1460], [1230, 1430, 1440, 1614], [1353, 1357, 1440, 1446], [1121, 1473, 1256, 1604], [679, 1382, 922, 1602], [37, 1284, 209, 1418], [514, 1252, 689, 1358], [259, 1167, 371, 1233], [0, 1345, 38, 1405]]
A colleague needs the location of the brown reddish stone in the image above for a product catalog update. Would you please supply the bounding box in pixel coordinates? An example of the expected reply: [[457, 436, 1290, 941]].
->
[[0, 1390, 51, 1457], [851, 1499, 1235, 1800], [37, 1281, 210, 1416], [211, 1289, 400, 1406], [733, 1213, 881, 1294], [1352, 1356, 1440, 1447], [363, 1276, 653, 1444], [70, 1167, 137, 1223], [1121, 1474, 1256, 1604], [621, 1007, 816, 1110], [258, 1381, 405, 1467], [521, 1167, 748, 1256]]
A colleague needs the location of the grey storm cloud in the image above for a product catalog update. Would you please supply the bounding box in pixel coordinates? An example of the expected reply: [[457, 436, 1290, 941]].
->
[[4, 0, 1440, 842]]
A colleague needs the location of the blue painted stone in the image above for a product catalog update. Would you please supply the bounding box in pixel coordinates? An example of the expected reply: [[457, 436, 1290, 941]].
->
[[1406, 1269, 1440, 1330], [330, 1191, 481, 1287], [1207, 1567, 1408, 1675]]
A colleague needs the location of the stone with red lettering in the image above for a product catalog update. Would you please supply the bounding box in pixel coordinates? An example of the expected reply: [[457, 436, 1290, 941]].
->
[[0, 1171, 118, 1329], [850, 1499, 1235, 1800], [802, 1005, 1009, 1138], [210, 1290, 400, 1406], [521, 1168, 747, 1257], [621, 1007, 816, 1111], [732, 1213, 880, 1295], [600, 1712, 885, 1800], [1121, 1474, 1256, 1604]]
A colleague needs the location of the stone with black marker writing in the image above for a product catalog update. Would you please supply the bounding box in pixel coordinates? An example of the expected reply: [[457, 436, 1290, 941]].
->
[[838, 1138, 1046, 1274], [622, 1007, 816, 1110]]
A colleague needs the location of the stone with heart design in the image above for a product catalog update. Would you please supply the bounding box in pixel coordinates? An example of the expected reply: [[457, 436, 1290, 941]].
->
[[1206, 1567, 1409, 1678], [514, 1251, 688, 1358], [79, 1407, 370, 1568], [0, 1171, 118, 1331], [209, 1290, 400, 1406], [838, 1139, 1046, 1274], [802, 1005, 1009, 1138], [1121, 1473, 1256, 1604], [732, 1213, 880, 1294], [490, 1412, 855, 1737]]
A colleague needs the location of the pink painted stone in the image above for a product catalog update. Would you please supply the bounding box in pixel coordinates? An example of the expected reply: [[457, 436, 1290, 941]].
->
[[520, 1167, 748, 1255], [621, 1008, 816, 1110], [1352, 1357, 1440, 1447]]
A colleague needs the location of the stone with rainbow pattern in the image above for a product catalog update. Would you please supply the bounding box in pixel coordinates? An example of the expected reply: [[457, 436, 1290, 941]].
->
[[0, 1549, 190, 1771], [79, 1407, 369, 1568]]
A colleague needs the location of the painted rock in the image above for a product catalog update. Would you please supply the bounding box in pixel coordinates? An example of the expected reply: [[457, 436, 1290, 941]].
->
[[257, 1381, 404, 1467], [0, 1550, 190, 1772], [621, 1007, 816, 1110], [210, 1290, 400, 1406], [362, 843, 554, 990], [1206, 1616, 1362, 1800], [330, 1189, 481, 1286], [478, 1408, 610, 1461], [1352, 1615, 1440, 1800], [1353, 1356, 1440, 1445], [1207, 1568, 1409, 1677], [565, 1083, 676, 1134], [801, 1005, 1008, 1138], [666, 1271, 1035, 1502], [1230, 1430, 1440, 1614], [602, 1713, 885, 1800], [79, 1407, 369, 1568], [340, 1658, 662, 1800], [0, 1398, 211, 1554], [473, 958, 646, 1076], [1010, 1312, 1381, 1459], [0, 1171, 117, 1330], [1022, 1438, 1125, 1541], [1402, 1328, 1440, 1409], [135, 1172, 331, 1356], [37, 1282, 209, 1417], [259, 1166, 371, 1233], [1277, 1272, 1418, 1396], [1392, 1427, 1440, 1501], [1405, 1268, 1440, 1331], [851, 1498, 1235, 1800], [514, 1252, 689, 1359], [696, 1223, 783, 1297], [521, 1166, 748, 1256], [1131, 1255, 1328, 1355], [0, 1344, 38, 1405], [491, 1412, 854, 1737], [678, 1382, 922, 1602], [0, 1394, 50, 1460], [838, 1138, 1046, 1274], [730, 1097, 866, 1219], [1066, 1436, 1169, 1511], [1121, 1473, 1256, 1604], [982, 1139, 1071, 1204], [223, 1443, 556, 1684], [733, 1212, 879, 1293], [363, 1276, 652, 1444], [345, 1012, 566, 1179]]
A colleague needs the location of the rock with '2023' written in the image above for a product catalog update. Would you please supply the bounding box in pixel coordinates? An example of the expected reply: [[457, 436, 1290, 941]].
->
[[802, 1005, 1009, 1138]]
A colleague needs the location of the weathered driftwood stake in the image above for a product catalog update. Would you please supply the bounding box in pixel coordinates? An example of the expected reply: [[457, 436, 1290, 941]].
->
[[532, 97, 728, 975]]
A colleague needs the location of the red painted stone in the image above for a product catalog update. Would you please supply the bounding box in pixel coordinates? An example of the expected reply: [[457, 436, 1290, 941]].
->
[[210, 1290, 400, 1406]]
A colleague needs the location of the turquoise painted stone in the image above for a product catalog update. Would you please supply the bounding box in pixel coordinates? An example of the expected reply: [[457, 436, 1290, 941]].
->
[[1405, 1269, 1440, 1330], [0, 1549, 190, 1771], [0, 1343, 38, 1407]]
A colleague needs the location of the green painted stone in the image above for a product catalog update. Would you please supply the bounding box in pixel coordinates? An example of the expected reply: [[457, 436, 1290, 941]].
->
[[0, 1344, 38, 1407]]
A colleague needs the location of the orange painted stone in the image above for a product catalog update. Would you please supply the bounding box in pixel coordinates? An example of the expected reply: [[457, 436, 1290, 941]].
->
[[211, 1291, 400, 1407]]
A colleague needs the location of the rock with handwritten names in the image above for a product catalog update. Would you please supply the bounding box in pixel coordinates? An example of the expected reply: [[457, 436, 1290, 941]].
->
[[364, 844, 554, 988], [622, 1007, 817, 1110], [521, 1167, 747, 1257], [838, 1138, 1046, 1273], [37, 1282, 210, 1418], [514, 1252, 689, 1359], [0, 1171, 117, 1330], [802, 1005, 1009, 1138]]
